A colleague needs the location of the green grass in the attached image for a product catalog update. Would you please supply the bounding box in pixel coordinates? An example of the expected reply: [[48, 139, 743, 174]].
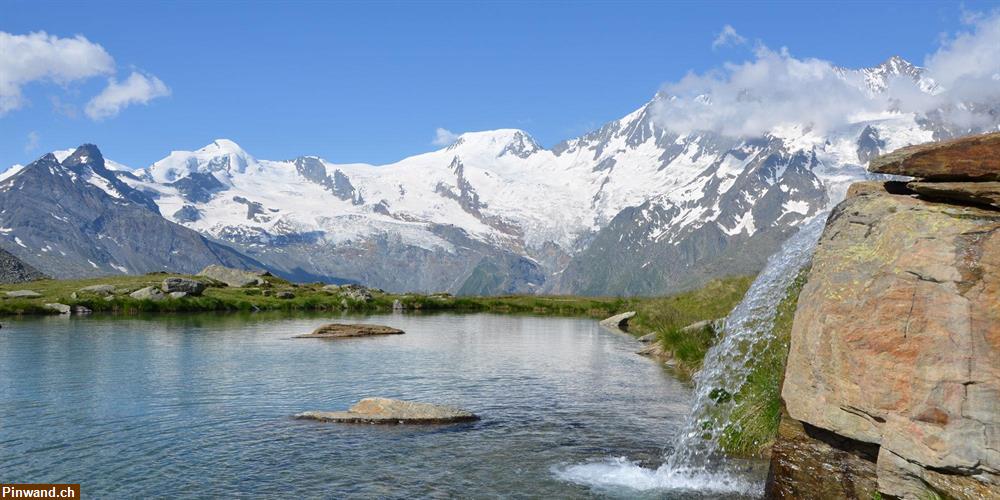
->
[[627, 276, 754, 375], [716, 268, 809, 457], [0, 272, 644, 318]]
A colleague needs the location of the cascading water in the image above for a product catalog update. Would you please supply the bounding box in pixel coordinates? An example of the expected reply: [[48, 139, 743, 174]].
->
[[555, 213, 830, 497]]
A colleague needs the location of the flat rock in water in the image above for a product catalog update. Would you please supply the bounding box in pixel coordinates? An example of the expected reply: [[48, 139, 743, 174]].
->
[[868, 131, 1000, 181], [295, 323, 404, 338], [295, 397, 478, 424]]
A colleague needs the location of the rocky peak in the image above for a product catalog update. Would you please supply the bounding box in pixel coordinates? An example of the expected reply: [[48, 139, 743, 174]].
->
[[61, 144, 105, 169]]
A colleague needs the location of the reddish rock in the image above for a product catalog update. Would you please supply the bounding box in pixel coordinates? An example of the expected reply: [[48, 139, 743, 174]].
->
[[868, 131, 1000, 181], [777, 181, 1000, 498]]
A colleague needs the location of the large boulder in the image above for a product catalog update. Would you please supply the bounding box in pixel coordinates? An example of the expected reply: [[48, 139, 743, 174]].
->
[[161, 277, 206, 296], [776, 181, 999, 498], [197, 265, 268, 288], [78, 284, 115, 296], [868, 131, 1000, 181], [294, 323, 404, 339], [130, 286, 166, 301], [295, 398, 478, 424]]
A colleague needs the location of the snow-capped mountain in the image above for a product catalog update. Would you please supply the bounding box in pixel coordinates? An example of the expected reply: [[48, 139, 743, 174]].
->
[[2, 56, 996, 294]]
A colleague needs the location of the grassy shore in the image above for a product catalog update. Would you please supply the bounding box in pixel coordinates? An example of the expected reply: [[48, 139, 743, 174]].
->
[[0, 272, 748, 320]]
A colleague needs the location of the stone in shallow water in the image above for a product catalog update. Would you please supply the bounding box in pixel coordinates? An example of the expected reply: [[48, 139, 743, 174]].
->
[[295, 397, 478, 424], [294, 323, 404, 338], [868, 131, 1000, 181]]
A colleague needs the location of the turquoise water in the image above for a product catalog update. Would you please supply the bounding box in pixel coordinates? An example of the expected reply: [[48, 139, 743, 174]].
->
[[0, 312, 756, 498]]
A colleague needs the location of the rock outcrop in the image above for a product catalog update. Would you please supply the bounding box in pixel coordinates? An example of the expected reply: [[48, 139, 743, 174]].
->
[[599, 311, 635, 332], [294, 323, 405, 339], [295, 398, 478, 424], [769, 133, 1000, 499], [869, 131, 1000, 181]]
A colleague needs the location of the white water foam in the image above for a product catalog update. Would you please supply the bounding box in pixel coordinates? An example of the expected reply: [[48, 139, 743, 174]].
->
[[553, 457, 761, 495]]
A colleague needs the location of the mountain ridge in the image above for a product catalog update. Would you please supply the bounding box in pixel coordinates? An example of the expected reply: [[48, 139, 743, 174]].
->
[[3, 55, 997, 295]]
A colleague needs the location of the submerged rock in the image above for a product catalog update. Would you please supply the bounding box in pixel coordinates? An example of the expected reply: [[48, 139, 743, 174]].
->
[[130, 286, 166, 301], [294, 323, 404, 339], [5, 290, 41, 298], [162, 277, 206, 296], [599, 311, 635, 332], [868, 131, 1000, 181], [295, 397, 478, 424], [197, 265, 269, 288]]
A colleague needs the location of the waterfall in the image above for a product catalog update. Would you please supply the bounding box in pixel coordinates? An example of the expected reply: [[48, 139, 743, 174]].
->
[[555, 213, 830, 496]]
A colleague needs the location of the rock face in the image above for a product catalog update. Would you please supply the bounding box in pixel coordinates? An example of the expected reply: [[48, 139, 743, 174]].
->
[[869, 131, 1000, 181], [197, 265, 268, 288], [772, 171, 1000, 496], [294, 323, 404, 339], [295, 398, 478, 424], [0, 247, 46, 284]]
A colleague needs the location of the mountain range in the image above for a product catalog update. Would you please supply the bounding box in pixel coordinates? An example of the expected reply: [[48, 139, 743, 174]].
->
[[2, 56, 995, 294]]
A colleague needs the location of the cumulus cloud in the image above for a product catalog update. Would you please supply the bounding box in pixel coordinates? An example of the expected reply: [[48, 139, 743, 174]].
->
[[24, 131, 40, 153], [712, 25, 747, 49], [85, 72, 170, 120], [432, 127, 460, 146], [653, 11, 1000, 137], [0, 31, 169, 119], [0, 31, 114, 115]]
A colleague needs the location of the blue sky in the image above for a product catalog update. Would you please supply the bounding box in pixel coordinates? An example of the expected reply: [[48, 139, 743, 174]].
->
[[2, 0, 998, 168]]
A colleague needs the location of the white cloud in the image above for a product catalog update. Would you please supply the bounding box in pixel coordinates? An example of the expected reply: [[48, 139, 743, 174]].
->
[[0, 31, 114, 115], [24, 131, 40, 152], [85, 71, 170, 120], [653, 11, 1000, 137], [0, 31, 170, 120], [712, 25, 747, 49], [432, 127, 460, 146]]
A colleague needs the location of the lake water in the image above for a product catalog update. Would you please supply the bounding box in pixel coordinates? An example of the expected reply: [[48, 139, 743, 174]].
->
[[0, 312, 761, 498]]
